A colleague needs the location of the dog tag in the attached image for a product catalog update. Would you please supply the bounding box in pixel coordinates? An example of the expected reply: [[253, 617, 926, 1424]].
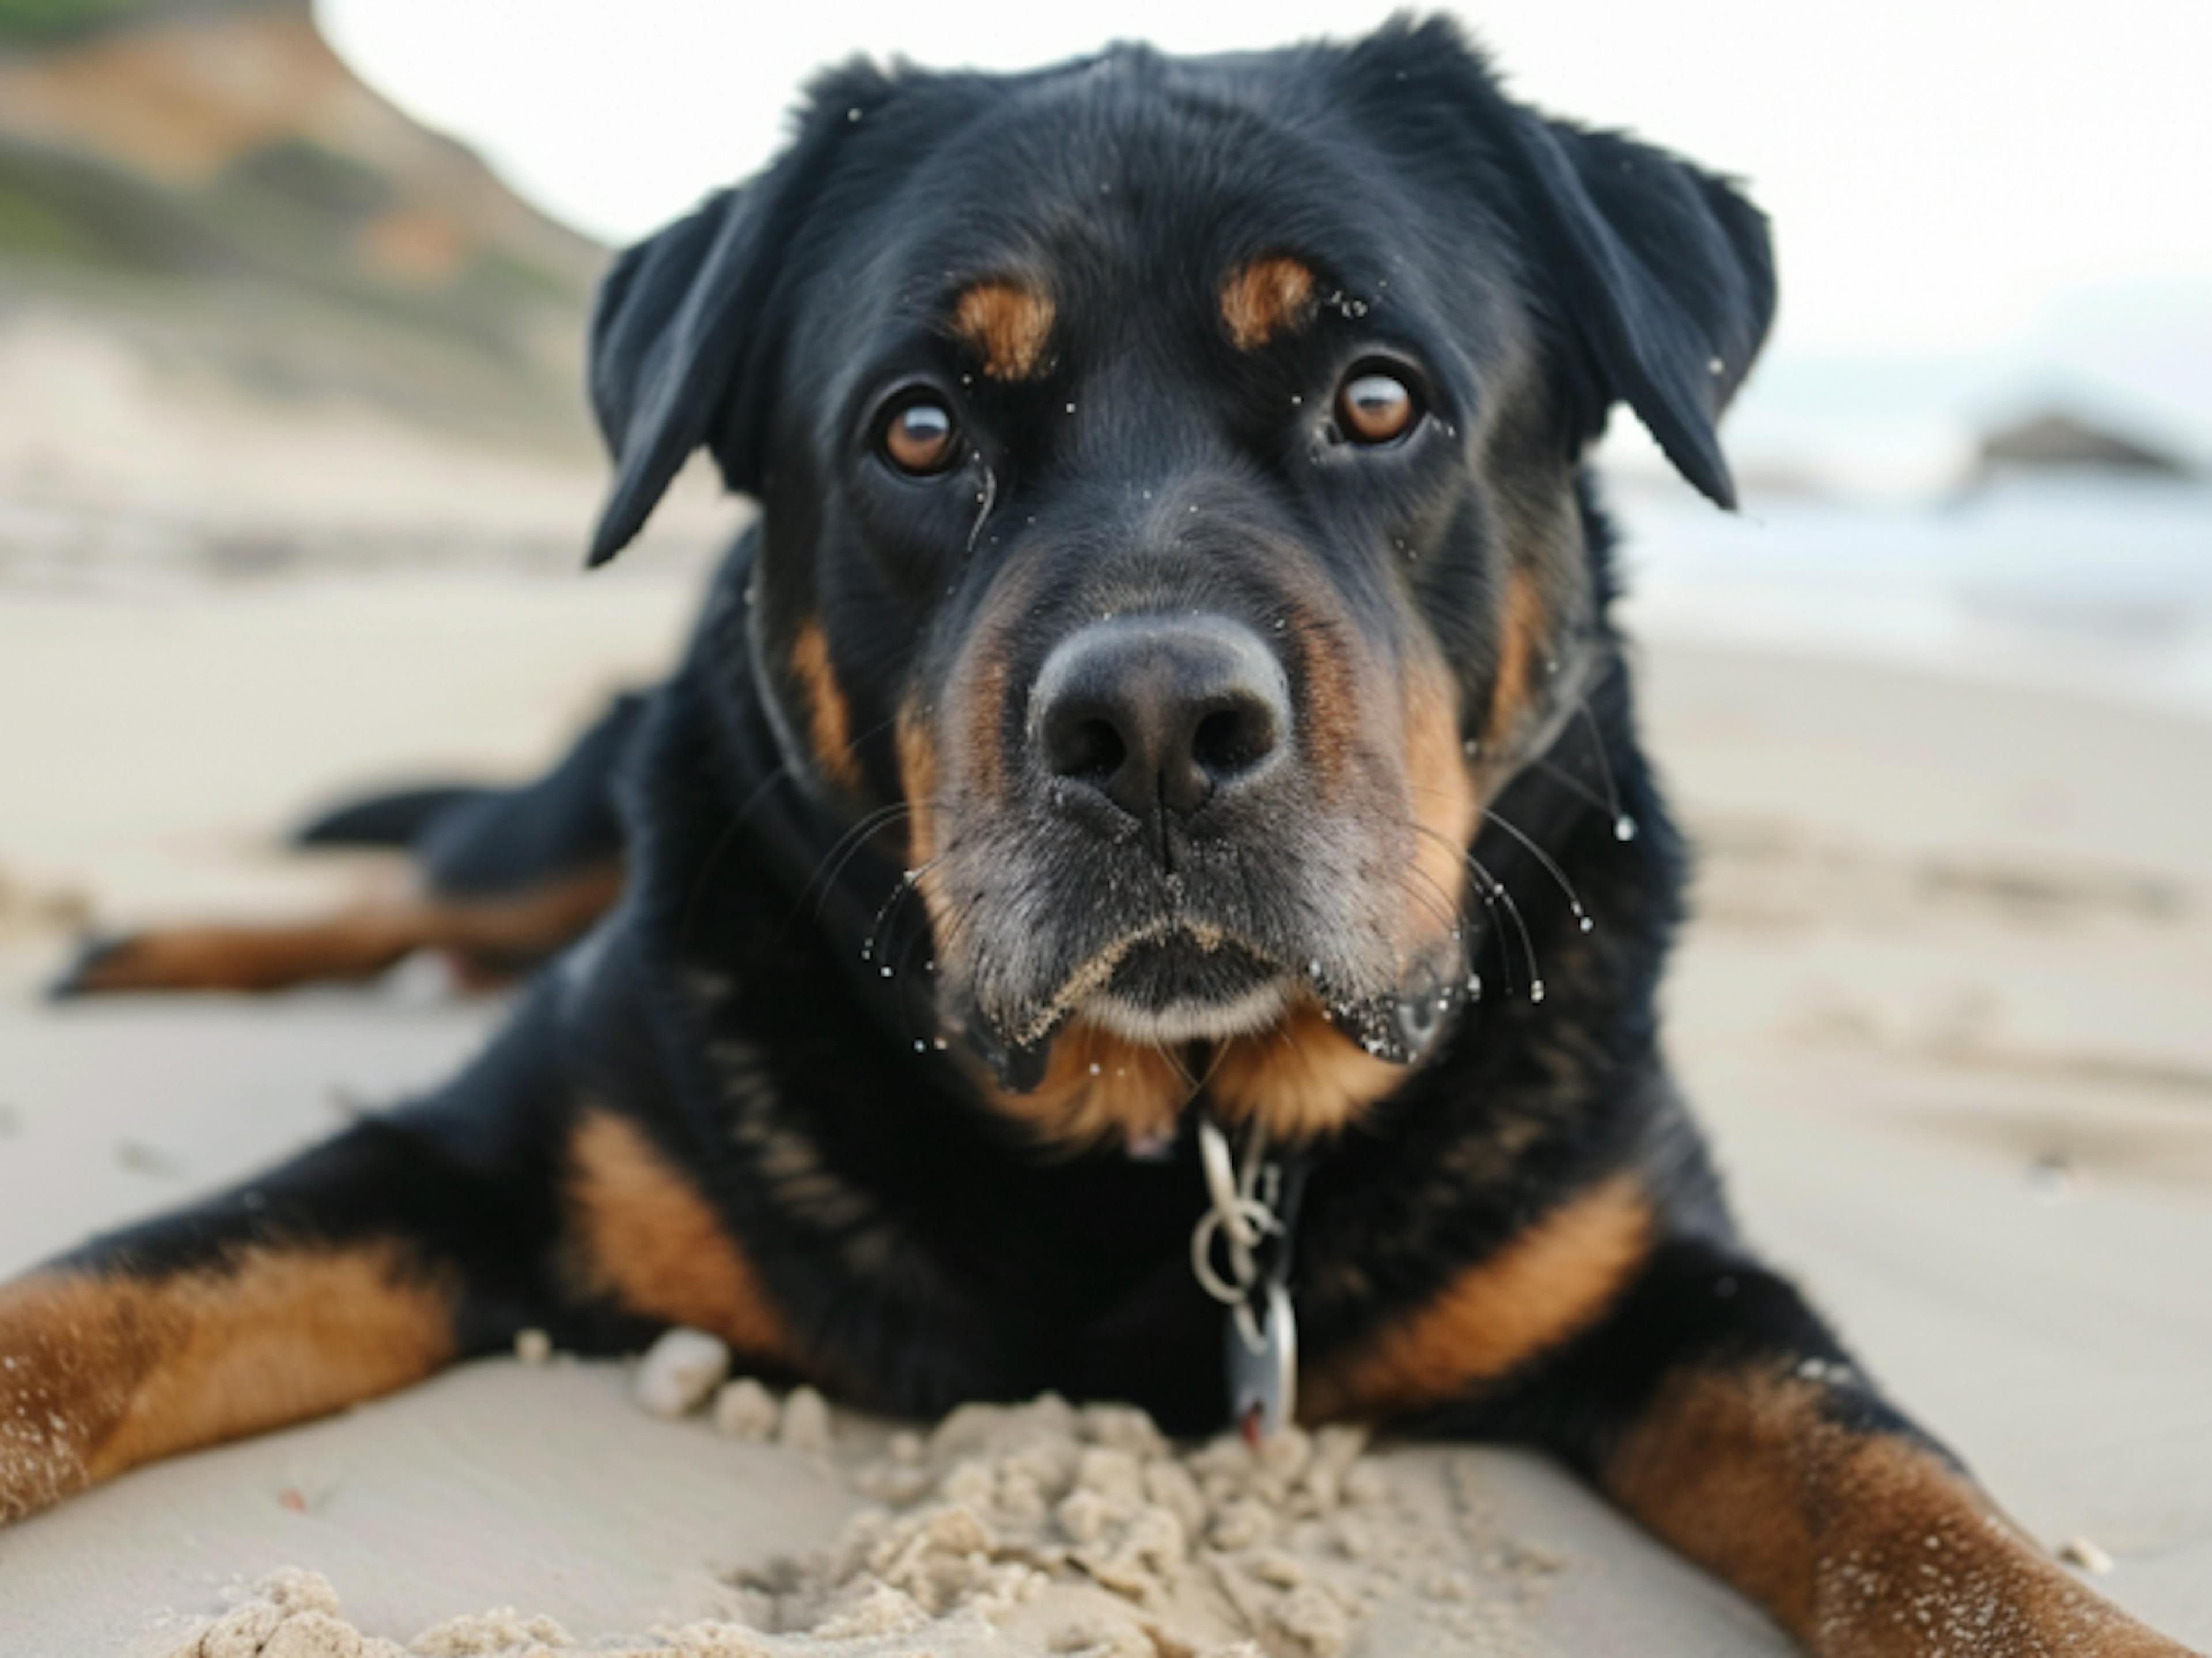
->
[[1226, 1280, 1297, 1444]]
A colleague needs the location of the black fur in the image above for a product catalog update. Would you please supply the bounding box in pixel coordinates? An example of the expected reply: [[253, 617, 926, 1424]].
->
[[36, 5, 1817, 1443]]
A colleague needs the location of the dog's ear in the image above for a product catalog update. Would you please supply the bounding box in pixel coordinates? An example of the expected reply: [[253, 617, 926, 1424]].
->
[[1504, 112, 1775, 510], [585, 68, 891, 566]]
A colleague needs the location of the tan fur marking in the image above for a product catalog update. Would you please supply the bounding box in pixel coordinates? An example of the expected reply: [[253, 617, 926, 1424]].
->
[[1305, 1175, 1651, 1421], [964, 639, 1016, 802], [0, 1247, 454, 1523], [63, 863, 624, 995], [791, 617, 862, 791], [978, 1022, 1189, 1153], [977, 1001, 1418, 1153], [1404, 649, 1478, 957], [1483, 563, 1547, 749], [1285, 610, 1361, 792], [1221, 256, 1317, 350], [952, 280, 1055, 380], [895, 703, 944, 913], [1210, 1003, 1403, 1143], [564, 1109, 793, 1361], [1609, 1370, 2192, 1656]]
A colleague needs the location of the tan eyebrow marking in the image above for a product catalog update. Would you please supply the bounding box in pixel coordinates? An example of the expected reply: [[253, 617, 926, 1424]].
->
[[950, 279, 1055, 380], [1221, 256, 1318, 350]]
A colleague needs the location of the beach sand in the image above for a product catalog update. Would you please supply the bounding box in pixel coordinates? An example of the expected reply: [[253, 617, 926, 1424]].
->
[[1, 570, 2207, 1655]]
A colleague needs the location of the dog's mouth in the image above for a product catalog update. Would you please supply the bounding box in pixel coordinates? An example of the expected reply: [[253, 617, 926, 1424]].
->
[[1081, 933, 1293, 1044], [981, 919, 1293, 1049], [940, 909, 1469, 1098]]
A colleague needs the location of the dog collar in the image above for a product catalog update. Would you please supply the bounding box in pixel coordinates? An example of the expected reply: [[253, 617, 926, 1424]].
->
[[1191, 1113, 1309, 1443]]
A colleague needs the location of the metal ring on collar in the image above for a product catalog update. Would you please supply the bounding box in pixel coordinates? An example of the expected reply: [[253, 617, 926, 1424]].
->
[[1190, 1198, 1282, 1305]]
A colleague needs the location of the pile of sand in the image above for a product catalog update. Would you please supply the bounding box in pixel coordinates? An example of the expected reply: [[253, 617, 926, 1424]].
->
[[162, 1344, 1559, 1658]]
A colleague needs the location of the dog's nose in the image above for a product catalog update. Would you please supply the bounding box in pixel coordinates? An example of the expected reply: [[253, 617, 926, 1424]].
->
[[1033, 615, 1290, 821]]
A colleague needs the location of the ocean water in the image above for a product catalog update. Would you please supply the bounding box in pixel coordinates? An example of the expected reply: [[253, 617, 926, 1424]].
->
[[1612, 477, 2212, 722]]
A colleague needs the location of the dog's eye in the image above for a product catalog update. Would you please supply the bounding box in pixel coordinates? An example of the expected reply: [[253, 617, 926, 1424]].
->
[[1335, 370, 1418, 445], [882, 400, 961, 476]]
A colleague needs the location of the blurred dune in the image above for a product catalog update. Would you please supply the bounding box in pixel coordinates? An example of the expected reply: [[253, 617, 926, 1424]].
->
[[0, 0, 732, 578]]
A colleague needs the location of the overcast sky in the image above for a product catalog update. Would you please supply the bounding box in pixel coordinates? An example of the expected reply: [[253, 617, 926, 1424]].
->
[[318, 1, 2212, 486]]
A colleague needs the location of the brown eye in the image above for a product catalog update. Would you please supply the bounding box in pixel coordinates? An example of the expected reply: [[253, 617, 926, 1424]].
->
[[882, 399, 960, 475], [1336, 370, 1417, 445]]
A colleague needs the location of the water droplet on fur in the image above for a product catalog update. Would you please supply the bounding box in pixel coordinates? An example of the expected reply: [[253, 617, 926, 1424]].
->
[[913, 1040, 926, 1053], [1088, 1062, 1102, 1076], [1528, 980, 1546, 1004], [847, 107, 863, 122], [1614, 814, 1638, 842], [1465, 973, 1482, 999], [879, 966, 893, 978], [1579, 915, 1594, 934]]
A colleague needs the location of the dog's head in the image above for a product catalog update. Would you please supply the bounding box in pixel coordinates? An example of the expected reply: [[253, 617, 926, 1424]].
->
[[588, 18, 1771, 1144]]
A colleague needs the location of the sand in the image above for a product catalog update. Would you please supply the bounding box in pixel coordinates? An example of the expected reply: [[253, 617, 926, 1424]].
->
[[1, 571, 2207, 1656], [156, 1379, 1568, 1657]]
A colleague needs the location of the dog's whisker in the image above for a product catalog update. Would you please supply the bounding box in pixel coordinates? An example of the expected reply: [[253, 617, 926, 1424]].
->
[[1393, 861, 1467, 953], [794, 802, 912, 933], [1524, 752, 1615, 818], [864, 851, 949, 968], [1482, 807, 1595, 934], [679, 760, 795, 950], [1404, 819, 1535, 1001], [1571, 694, 1638, 844], [1467, 845, 1543, 1003], [967, 461, 998, 556]]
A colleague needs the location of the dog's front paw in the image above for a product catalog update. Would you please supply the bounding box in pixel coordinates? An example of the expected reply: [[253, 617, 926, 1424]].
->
[[45, 931, 141, 998]]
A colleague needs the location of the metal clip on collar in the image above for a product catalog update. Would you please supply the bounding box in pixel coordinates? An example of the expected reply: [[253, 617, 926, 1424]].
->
[[1192, 1113, 1305, 1443]]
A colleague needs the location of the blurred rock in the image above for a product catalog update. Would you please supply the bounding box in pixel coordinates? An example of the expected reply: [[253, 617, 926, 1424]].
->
[[1969, 408, 2200, 487]]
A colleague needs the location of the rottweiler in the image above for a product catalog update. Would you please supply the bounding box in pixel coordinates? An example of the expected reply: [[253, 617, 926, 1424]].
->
[[10, 18, 2196, 1656]]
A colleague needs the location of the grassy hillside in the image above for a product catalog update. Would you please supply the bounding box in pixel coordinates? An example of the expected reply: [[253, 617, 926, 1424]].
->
[[0, 0, 606, 452]]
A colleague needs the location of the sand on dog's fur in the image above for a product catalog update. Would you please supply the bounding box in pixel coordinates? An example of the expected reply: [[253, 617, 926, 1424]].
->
[[164, 1384, 1560, 1658]]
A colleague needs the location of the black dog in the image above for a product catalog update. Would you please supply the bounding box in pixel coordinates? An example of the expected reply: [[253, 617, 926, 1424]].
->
[[9, 20, 2194, 1656]]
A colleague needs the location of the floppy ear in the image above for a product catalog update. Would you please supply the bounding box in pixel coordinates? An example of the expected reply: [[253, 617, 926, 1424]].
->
[[1505, 112, 1775, 510], [585, 69, 889, 566]]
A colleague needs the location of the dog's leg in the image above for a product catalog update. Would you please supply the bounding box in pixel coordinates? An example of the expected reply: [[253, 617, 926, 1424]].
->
[[1, 993, 803, 1526], [1467, 1238, 2198, 1657], [0, 1010, 631, 1524], [0, 1128, 482, 1522], [48, 862, 622, 997]]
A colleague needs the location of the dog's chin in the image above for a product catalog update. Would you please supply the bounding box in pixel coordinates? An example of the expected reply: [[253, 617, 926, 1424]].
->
[[1075, 933, 1293, 1045], [1078, 978, 1295, 1045]]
